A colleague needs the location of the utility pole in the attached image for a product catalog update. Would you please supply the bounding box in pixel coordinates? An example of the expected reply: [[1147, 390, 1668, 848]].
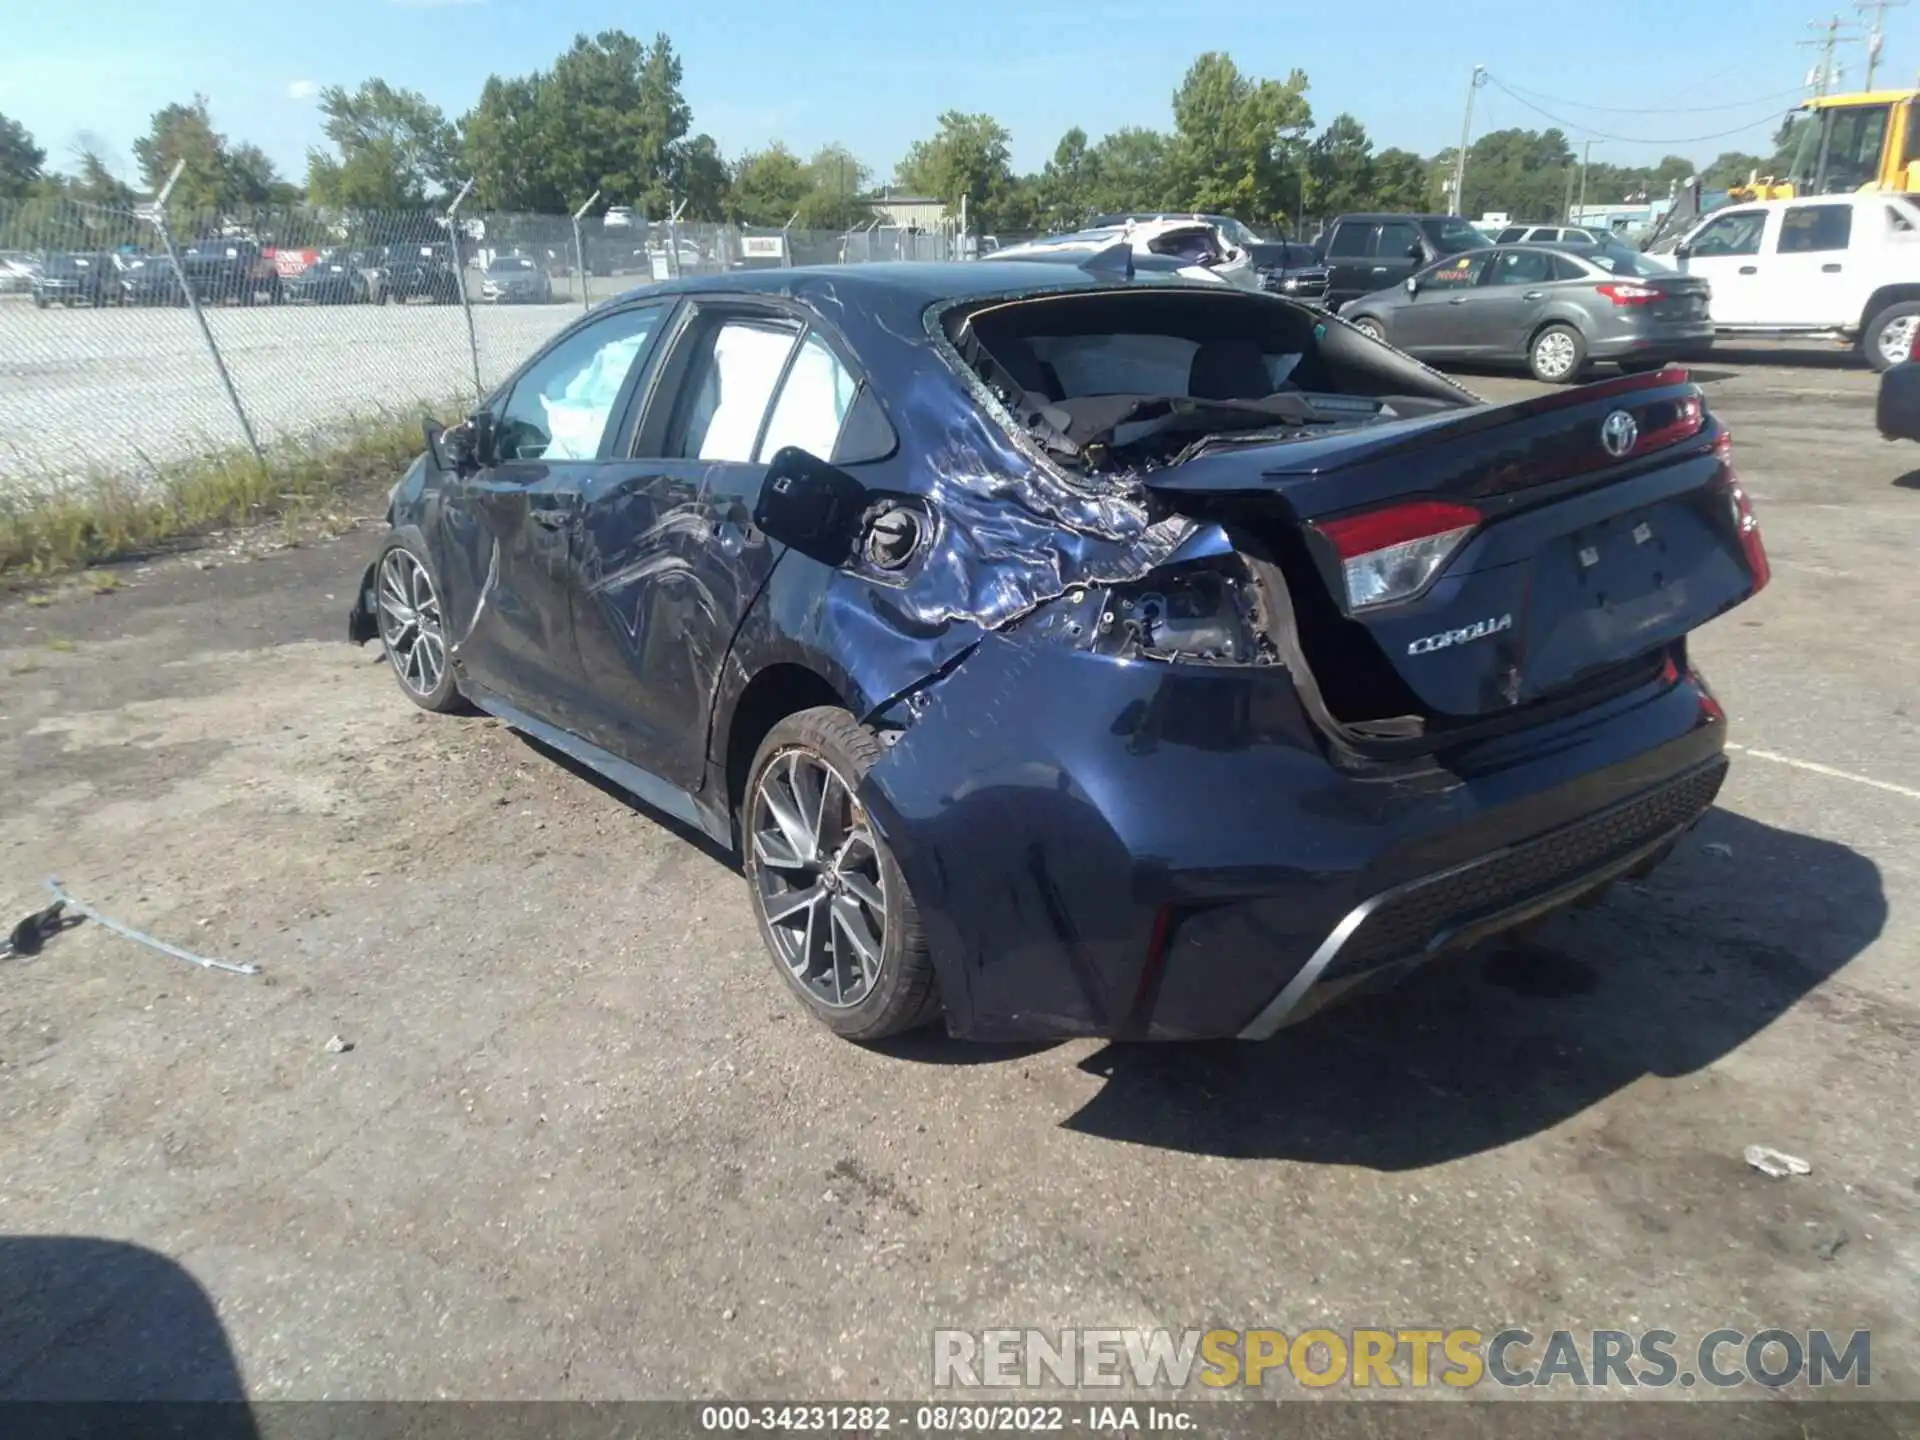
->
[[1577, 139, 1595, 219], [1800, 14, 1860, 95], [1856, 0, 1908, 87], [1451, 64, 1488, 217]]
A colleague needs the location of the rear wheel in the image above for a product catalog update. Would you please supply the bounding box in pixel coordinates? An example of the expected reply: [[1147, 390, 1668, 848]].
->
[[1529, 323, 1588, 384], [1349, 315, 1386, 343], [1862, 302, 1920, 372], [742, 707, 941, 1042]]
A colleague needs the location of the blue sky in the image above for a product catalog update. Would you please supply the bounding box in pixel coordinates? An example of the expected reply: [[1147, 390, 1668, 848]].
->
[[2, 0, 1911, 194]]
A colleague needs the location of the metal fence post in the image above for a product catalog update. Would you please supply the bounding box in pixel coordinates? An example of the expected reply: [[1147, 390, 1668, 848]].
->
[[147, 160, 266, 469], [571, 189, 600, 313], [445, 178, 483, 404]]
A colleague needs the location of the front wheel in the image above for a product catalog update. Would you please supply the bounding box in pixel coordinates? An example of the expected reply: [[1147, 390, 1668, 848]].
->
[[742, 707, 941, 1042], [1862, 302, 1920, 372], [1349, 315, 1386, 343], [1529, 323, 1588, 384], [372, 541, 466, 713]]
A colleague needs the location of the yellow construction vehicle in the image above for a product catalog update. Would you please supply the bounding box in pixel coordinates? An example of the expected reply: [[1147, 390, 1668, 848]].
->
[[1729, 89, 1920, 201]]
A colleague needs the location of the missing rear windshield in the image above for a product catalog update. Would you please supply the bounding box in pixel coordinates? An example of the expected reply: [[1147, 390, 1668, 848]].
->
[[944, 287, 1474, 473]]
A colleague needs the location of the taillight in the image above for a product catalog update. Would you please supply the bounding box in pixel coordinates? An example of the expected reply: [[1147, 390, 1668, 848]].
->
[[1596, 282, 1660, 306], [1314, 499, 1482, 611], [1715, 429, 1771, 593]]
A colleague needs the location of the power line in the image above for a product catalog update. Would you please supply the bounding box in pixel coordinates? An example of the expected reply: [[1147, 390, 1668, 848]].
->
[[1482, 74, 1795, 145], [1491, 78, 1810, 115]]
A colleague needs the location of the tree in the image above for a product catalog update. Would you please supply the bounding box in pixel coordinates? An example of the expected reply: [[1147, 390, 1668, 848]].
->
[[1449, 127, 1575, 220], [895, 111, 1015, 230], [228, 142, 298, 206], [1035, 127, 1095, 229], [132, 96, 231, 211], [1307, 113, 1375, 221], [1702, 150, 1765, 190], [728, 143, 809, 226], [1082, 127, 1172, 216], [1370, 148, 1432, 212], [0, 112, 45, 200], [795, 144, 870, 230], [305, 79, 455, 208], [459, 31, 693, 215], [1167, 53, 1312, 226], [675, 134, 731, 221]]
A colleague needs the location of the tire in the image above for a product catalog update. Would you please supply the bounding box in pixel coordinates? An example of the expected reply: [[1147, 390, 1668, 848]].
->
[[1529, 323, 1588, 384], [1861, 301, 1920, 372], [372, 539, 467, 714], [1349, 315, 1386, 343], [742, 706, 941, 1042]]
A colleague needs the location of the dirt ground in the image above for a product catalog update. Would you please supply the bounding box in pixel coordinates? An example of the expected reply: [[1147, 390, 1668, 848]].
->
[[0, 347, 1916, 1409]]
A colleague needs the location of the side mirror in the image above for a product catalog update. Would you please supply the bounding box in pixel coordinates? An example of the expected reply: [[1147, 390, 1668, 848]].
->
[[1877, 360, 1920, 441], [1404, 276, 1420, 296], [468, 410, 497, 469], [1674, 242, 1693, 261], [752, 447, 871, 567], [1406, 242, 1425, 260]]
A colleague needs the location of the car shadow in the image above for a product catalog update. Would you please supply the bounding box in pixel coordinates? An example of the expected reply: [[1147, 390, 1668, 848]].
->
[[0, 1235, 255, 1431], [1057, 807, 1884, 1168], [509, 729, 742, 875], [1891, 468, 1920, 490]]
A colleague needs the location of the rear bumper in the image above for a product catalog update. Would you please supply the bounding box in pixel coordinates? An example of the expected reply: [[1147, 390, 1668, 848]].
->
[[1588, 327, 1714, 361], [860, 629, 1729, 1042]]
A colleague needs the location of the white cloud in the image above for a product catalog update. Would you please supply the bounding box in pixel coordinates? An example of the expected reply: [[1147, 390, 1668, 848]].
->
[[286, 80, 318, 101]]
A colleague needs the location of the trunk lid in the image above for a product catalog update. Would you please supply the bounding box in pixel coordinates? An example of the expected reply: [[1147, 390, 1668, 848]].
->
[[1144, 369, 1765, 722]]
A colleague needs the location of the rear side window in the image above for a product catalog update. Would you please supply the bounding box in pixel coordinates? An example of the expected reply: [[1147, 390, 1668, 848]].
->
[[1325, 223, 1370, 257], [665, 319, 801, 462], [1778, 204, 1852, 253], [1489, 249, 1556, 285], [1549, 254, 1589, 281], [755, 332, 858, 463], [1373, 221, 1421, 258]]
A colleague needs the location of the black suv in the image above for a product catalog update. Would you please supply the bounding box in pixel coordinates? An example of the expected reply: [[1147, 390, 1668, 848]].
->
[[379, 243, 462, 304], [1315, 213, 1485, 309]]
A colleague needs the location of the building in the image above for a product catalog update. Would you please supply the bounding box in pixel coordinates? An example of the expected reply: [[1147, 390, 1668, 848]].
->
[[865, 193, 950, 230]]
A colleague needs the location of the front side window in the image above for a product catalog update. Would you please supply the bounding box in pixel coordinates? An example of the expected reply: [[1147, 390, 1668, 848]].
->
[[494, 304, 665, 462], [1420, 252, 1490, 289], [1325, 223, 1370, 258], [1778, 204, 1852, 253], [1689, 211, 1766, 257], [1373, 221, 1421, 259]]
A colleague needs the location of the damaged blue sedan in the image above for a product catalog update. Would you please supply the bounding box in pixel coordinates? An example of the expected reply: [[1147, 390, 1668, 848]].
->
[[348, 258, 1770, 1043]]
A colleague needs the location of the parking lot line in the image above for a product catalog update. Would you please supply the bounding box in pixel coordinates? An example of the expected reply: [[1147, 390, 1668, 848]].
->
[[1726, 742, 1920, 802]]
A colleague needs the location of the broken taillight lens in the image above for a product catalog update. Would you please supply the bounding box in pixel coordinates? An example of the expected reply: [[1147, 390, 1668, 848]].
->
[[1313, 500, 1482, 611], [1715, 429, 1770, 594]]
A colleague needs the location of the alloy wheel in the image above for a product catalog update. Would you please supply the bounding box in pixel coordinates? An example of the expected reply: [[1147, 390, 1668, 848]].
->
[[1880, 314, 1918, 368], [1534, 330, 1578, 379], [376, 548, 448, 699], [749, 748, 887, 1009]]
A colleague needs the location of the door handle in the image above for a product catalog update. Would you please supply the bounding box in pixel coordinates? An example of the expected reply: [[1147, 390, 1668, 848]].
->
[[1523, 290, 1545, 300], [530, 510, 567, 530], [1371, 265, 1389, 272], [1821, 262, 1843, 273], [1738, 265, 1759, 275], [1448, 296, 1467, 305]]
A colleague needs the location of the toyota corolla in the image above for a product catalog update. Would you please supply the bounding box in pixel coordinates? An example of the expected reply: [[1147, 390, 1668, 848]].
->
[[348, 260, 1768, 1043]]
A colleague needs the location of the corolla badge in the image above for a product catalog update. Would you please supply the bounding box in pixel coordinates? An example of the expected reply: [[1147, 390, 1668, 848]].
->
[[1407, 613, 1513, 656], [1600, 408, 1638, 458]]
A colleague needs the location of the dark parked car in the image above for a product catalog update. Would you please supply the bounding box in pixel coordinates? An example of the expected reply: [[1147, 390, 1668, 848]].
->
[[1339, 243, 1713, 383], [30, 252, 123, 307], [116, 252, 186, 306], [379, 243, 461, 304], [1316, 212, 1486, 308], [283, 247, 382, 305], [1877, 360, 1920, 439], [177, 237, 282, 305], [348, 262, 1768, 1043]]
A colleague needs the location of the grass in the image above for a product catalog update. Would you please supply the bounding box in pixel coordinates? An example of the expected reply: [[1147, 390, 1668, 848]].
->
[[0, 405, 458, 581]]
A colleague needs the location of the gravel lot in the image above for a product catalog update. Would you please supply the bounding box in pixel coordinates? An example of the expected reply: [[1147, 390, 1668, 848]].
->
[[0, 277, 638, 486], [0, 352, 1915, 1412]]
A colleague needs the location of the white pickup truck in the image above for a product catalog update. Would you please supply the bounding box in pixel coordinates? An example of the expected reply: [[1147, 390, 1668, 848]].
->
[[1672, 192, 1920, 369]]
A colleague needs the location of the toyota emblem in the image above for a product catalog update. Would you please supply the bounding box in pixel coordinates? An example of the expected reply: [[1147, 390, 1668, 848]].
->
[[1600, 409, 1638, 458]]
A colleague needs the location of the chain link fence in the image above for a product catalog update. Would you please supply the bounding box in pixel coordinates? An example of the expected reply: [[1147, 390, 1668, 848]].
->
[[0, 199, 969, 492]]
